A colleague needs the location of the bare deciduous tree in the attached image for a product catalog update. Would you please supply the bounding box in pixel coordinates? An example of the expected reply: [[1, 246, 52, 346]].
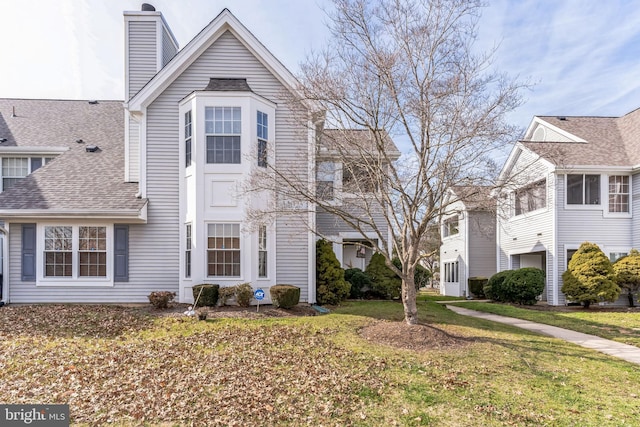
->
[[248, 0, 526, 324]]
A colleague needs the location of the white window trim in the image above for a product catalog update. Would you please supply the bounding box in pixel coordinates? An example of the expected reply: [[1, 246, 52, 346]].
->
[[441, 215, 460, 241], [316, 160, 343, 206], [605, 246, 630, 263], [603, 174, 632, 218], [206, 222, 243, 280], [564, 173, 602, 210], [36, 224, 114, 287]]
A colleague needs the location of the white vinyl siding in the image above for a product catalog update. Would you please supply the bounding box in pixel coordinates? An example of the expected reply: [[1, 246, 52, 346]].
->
[[161, 26, 178, 67]]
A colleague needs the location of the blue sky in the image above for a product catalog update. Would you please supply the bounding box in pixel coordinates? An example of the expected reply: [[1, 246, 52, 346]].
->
[[1, 0, 640, 136]]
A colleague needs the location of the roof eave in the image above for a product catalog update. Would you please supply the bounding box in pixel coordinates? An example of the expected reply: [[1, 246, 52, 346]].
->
[[0, 204, 147, 223]]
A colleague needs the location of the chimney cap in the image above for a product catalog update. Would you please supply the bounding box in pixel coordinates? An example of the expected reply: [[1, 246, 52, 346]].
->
[[141, 3, 156, 12]]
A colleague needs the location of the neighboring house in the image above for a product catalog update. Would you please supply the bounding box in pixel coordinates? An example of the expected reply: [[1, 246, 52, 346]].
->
[[0, 5, 396, 304], [315, 129, 400, 270], [496, 111, 640, 305], [439, 186, 496, 297]]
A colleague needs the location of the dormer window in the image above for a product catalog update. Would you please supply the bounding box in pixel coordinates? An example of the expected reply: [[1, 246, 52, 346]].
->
[[206, 107, 241, 164], [2, 157, 28, 190]]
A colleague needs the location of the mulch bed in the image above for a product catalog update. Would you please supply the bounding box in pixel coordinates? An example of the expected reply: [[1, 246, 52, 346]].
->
[[359, 320, 471, 351]]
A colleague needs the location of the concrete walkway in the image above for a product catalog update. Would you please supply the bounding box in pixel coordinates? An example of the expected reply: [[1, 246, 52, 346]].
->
[[446, 305, 640, 365]]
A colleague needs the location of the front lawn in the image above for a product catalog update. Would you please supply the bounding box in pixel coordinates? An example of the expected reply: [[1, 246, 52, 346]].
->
[[450, 301, 640, 348], [1, 301, 639, 426]]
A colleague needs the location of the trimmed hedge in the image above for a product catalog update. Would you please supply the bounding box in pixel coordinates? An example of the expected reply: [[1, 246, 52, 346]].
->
[[503, 268, 545, 305], [192, 284, 219, 307], [270, 285, 300, 309], [484, 270, 514, 302], [236, 283, 254, 307], [148, 291, 176, 309], [468, 277, 488, 298]]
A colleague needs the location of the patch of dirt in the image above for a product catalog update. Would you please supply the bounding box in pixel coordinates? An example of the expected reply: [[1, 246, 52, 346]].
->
[[359, 320, 471, 351]]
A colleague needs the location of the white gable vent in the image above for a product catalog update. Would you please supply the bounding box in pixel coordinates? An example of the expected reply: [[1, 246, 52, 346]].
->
[[86, 145, 99, 152], [532, 126, 546, 141]]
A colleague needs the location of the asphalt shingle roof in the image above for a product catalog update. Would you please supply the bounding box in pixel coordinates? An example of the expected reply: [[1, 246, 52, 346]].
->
[[522, 113, 639, 167], [320, 129, 401, 159], [0, 99, 146, 213]]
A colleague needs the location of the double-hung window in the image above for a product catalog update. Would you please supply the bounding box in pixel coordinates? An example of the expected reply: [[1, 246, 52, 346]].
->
[[567, 174, 600, 205], [608, 175, 629, 213], [185, 224, 192, 278], [257, 111, 268, 168], [316, 161, 335, 200], [207, 223, 241, 277], [258, 225, 267, 278], [44, 225, 107, 278], [185, 110, 192, 167], [2, 157, 28, 191], [205, 107, 241, 164]]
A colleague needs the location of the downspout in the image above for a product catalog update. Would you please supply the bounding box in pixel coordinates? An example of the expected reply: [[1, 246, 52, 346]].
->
[[464, 209, 470, 298], [0, 225, 7, 304], [552, 172, 559, 306]]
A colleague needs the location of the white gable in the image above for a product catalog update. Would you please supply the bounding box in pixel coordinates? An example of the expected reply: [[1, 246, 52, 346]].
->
[[524, 117, 586, 143]]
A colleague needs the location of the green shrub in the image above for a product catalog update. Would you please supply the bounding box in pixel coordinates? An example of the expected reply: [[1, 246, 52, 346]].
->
[[367, 253, 401, 299], [148, 291, 176, 309], [468, 277, 488, 298], [392, 258, 432, 291], [316, 239, 351, 305], [562, 242, 620, 308], [270, 285, 301, 309], [613, 249, 640, 307], [236, 283, 254, 307], [502, 268, 545, 305], [485, 270, 514, 302], [192, 284, 219, 307], [344, 268, 372, 299]]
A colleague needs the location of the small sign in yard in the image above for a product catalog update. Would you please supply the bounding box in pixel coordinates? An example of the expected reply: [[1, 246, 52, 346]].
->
[[254, 288, 265, 312]]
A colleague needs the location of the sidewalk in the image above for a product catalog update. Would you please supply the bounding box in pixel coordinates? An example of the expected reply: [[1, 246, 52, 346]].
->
[[446, 305, 640, 365]]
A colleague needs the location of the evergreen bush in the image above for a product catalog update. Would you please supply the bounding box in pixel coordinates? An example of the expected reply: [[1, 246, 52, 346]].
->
[[367, 253, 401, 299], [562, 242, 620, 308], [484, 270, 514, 302], [392, 258, 432, 291], [502, 268, 545, 305], [613, 249, 640, 307], [468, 277, 488, 298], [344, 268, 372, 299], [316, 239, 351, 305], [270, 285, 301, 309], [192, 284, 219, 307]]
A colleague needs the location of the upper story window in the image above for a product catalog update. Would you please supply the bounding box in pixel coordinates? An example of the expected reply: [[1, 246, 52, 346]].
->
[[185, 110, 192, 167], [257, 111, 268, 168], [316, 161, 335, 200], [442, 217, 459, 238], [205, 107, 241, 164], [608, 175, 629, 213], [343, 164, 378, 193], [1, 157, 53, 192], [515, 179, 546, 216], [2, 157, 28, 191], [567, 174, 600, 205]]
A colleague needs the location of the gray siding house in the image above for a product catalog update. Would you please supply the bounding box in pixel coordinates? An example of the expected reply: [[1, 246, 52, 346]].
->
[[496, 112, 640, 305], [439, 186, 496, 297], [0, 5, 396, 305]]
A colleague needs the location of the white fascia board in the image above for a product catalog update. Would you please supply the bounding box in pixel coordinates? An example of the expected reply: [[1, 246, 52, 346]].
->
[[0, 147, 68, 154], [128, 9, 317, 113], [555, 165, 633, 173], [0, 207, 148, 222], [527, 116, 587, 142]]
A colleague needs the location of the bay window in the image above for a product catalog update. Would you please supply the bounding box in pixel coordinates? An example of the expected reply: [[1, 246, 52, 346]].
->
[[258, 225, 267, 278], [257, 111, 268, 168], [185, 110, 192, 167]]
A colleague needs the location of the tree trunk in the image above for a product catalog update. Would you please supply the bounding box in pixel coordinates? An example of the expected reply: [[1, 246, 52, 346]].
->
[[628, 291, 635, 308], [583, 300, 591, 309], [402, 272, 418, 325]]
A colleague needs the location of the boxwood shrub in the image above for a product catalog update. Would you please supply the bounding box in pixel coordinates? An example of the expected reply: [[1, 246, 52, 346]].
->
[[270, 285, 300, 309], [468, 277, 488, 298], [484, 270, 514, 302], [503, 267, 545, 305], [192, 284, 219, 307]]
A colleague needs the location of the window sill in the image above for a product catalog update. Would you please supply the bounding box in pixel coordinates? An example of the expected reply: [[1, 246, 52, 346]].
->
[[36, 279, 114, 287], [509, 207, 548, 221]]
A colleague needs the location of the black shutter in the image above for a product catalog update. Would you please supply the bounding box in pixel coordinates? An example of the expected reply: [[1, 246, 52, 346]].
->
[[21, 224, 36, 281], [114, 225, 129, 282]]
